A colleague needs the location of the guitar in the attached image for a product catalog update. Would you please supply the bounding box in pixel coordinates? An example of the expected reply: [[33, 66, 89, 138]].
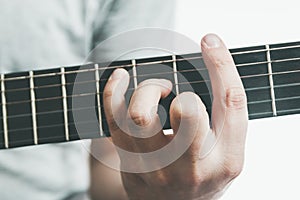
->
[[1, 40, 300, 150]]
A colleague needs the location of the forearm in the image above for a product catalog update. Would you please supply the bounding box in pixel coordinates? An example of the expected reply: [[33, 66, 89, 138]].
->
[[89, 139, 129, 200]]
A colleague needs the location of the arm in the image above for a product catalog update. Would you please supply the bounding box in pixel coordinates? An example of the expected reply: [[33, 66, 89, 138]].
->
[[90, 34, 248, 199], [90, 139, 129, 200]]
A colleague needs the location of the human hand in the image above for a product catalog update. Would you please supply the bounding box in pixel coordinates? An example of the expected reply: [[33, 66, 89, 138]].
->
[[103, 34, 248, 200]]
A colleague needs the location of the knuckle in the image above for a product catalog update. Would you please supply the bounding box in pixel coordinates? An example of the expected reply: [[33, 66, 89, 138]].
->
[[150, 171, 203, 188], [226, 87, 247, 110], [129, 111, 151, 127], [107, 117, 120, 132], [223, 162, 243, 179], [184, 175, 204, 187], [214, 57, 234, 69], [151, 172, 170, 187], [103, 88, 113, 100]]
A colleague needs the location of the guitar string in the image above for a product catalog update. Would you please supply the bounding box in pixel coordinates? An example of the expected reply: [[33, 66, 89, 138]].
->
[[2, 56, 300, 94], [1, 69, 300, 108], [1, 43, 300, 82]]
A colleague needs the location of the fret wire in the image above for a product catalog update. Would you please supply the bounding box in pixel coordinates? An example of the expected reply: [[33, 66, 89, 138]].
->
[[29, 71, 38, 145], [266, 45, 277, 116], [172, 55, 180, 95], [3, 42, 300, 83], [132, 59, 138, 89], [61, 68, 69, 141], [1, 74, 8, 148], [95, 64, 104, 137]]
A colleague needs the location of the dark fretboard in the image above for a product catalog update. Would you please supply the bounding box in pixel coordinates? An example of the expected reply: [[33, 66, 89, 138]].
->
[[1, 41, 300, 149]]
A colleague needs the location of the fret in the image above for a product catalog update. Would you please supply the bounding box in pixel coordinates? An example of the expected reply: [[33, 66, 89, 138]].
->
[[232, 45, 274, 119], [230, 45, 266, 65], [5, 72, 34, 148], [136, 56, 174, 82], [176, 54, 212, 113], [97, 60, 134, 136], [1, 74, 8, 148], [172, 55, 180, 96], [34, 68, 65, 144], [94, 64, 104, 137], [132, 59, 138, 89], [136, 55, 176, 129], [65, 64, 101, 139], [61, 68, 69, 141], [29, 71, 38, 145], [266, 45, 277, 116]]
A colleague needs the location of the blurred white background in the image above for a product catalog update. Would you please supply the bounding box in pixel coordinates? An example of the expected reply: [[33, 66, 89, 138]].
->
[[175, 1, 300, 199]]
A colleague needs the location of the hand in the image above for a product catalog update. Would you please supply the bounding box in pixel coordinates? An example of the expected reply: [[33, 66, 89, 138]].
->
[[103, 34, 248, 200]]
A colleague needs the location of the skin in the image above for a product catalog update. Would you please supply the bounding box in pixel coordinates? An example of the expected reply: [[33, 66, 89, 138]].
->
[[90, 34, 248, 200]]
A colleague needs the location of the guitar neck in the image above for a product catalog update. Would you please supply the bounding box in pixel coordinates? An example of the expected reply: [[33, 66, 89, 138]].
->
[[1, 41, 300, 149]]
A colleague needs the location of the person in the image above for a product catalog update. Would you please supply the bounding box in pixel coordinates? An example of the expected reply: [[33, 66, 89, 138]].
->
[[0, 1, 248, 200]]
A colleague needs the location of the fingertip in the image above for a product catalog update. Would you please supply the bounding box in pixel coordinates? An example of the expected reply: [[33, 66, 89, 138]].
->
[[109, 68, 129, 81], [163, 79, 173, 90], [201, 33, 222, 49], [103, 68, 129, 109]]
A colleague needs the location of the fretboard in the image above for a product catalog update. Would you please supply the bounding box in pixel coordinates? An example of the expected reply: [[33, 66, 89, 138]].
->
[[1, 41, 300, 149]]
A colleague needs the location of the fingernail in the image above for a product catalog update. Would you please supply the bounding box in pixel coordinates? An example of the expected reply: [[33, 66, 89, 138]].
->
[[110, 69, 125, 80], [203, 34, 221, 48]]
